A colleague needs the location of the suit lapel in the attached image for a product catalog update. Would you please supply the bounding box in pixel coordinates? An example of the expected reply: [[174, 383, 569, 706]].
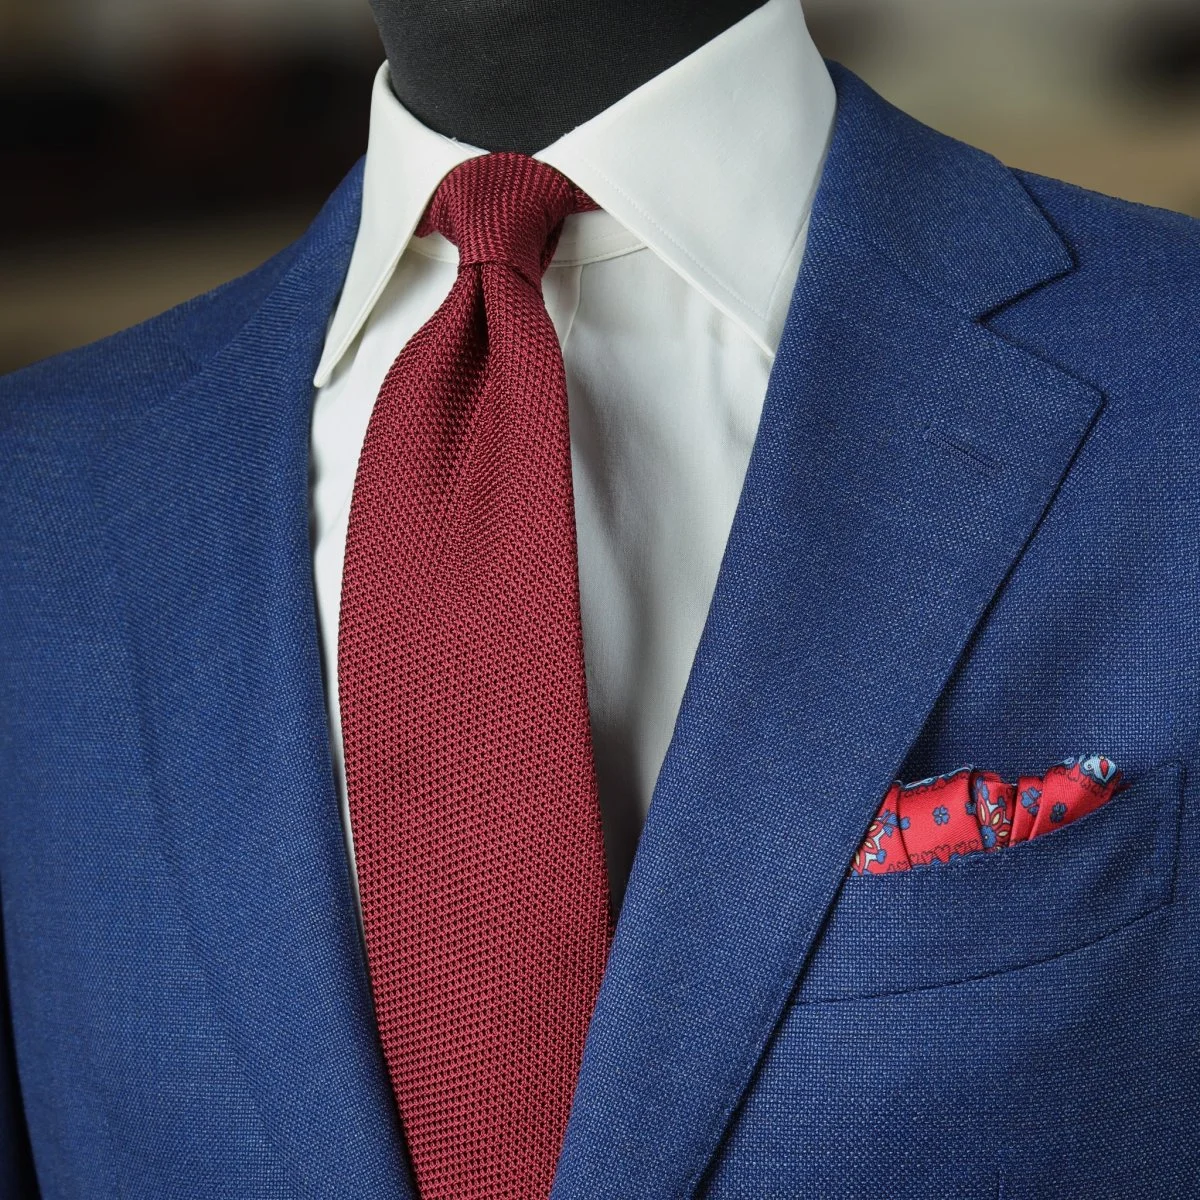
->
[[553, 67, 1103, 1199], [112, 164, 416, 1199]]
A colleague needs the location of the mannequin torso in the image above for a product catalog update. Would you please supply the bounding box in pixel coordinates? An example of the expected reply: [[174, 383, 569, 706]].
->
[[368, 0, 767, 153]]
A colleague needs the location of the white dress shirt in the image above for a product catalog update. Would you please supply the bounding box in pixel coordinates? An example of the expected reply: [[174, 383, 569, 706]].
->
[[311, 0, 836, 912]]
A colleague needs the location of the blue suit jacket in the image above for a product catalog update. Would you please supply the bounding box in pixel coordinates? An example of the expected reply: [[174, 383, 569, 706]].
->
[[2, 65, 1198, 1199]]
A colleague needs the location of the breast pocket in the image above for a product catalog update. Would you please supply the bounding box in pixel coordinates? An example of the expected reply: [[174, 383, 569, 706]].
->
[[797, 758, 1185, 1002]]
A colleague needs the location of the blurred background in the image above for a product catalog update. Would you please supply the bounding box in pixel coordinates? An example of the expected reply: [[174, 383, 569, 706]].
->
[[2, 0, 1199, 375]]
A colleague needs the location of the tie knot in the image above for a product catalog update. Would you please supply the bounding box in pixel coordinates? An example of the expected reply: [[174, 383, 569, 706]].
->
[[416, 153, 598, 286]]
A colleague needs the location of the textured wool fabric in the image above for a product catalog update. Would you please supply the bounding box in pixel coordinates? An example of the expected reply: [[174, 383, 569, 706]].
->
[[851, 754, 1125, 874], [337, 153, 611, 1200], [2, 66, 1200, 1200]]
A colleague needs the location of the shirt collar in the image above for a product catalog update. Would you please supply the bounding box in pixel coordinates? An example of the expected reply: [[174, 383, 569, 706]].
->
[[314, 0, 835, 387]]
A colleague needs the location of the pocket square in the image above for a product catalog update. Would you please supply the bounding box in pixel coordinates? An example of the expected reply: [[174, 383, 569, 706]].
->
[[851, 754, 1125, 876]]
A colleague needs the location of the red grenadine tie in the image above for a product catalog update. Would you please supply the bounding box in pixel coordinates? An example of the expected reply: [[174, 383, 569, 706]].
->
[[337, 154, 612, 1200]]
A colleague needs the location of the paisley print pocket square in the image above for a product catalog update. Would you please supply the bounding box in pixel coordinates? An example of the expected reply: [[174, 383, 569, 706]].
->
[[851, 754, 1124, 876]]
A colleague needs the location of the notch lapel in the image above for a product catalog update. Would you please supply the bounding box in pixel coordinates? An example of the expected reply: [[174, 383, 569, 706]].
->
[[110, 165, 416, 1198], [554, 67, 1103, 1199]]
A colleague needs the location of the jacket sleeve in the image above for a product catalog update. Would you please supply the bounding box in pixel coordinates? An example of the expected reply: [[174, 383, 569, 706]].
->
[[0, 907, 38, 1197]]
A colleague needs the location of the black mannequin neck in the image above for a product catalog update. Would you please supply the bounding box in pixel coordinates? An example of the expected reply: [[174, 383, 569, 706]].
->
[[368, 0, 767, 154]]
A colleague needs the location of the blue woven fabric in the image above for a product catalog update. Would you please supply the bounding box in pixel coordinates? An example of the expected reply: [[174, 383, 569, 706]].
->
[[2, 64, 1198, 1198]]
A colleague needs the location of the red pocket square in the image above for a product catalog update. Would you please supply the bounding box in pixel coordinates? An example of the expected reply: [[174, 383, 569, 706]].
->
[[851, 755, 1125, 876]]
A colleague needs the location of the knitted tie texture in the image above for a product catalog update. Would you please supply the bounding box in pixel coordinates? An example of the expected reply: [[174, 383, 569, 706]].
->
[[337, 153, 612, 1200]]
